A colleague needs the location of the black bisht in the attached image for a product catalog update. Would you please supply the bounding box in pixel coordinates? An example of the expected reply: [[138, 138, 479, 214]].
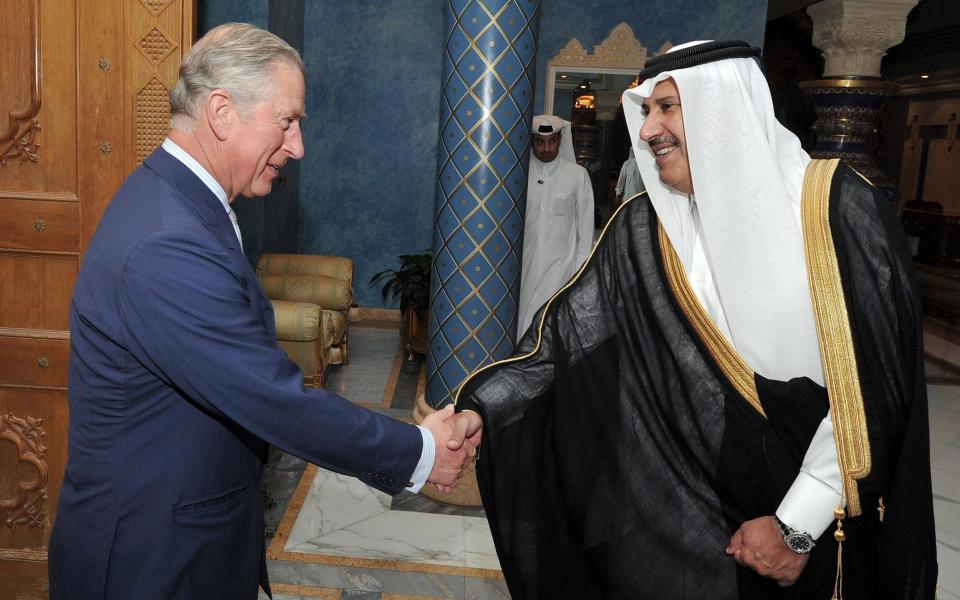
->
[[457, 163, 937, 599]]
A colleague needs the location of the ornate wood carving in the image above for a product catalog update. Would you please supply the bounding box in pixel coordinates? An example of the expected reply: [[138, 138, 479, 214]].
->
[[138, 0, 175, 17], [135, 78, 171, 165], [0, 0, 42, 166], [136, 26, 177, 65], [0, 413, 48, 530]]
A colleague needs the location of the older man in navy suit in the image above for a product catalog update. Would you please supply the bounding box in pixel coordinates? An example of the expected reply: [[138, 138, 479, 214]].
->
[[48, 23, 479, 599]]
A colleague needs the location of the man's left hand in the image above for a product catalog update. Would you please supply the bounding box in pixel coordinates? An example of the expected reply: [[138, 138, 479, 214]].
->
[[725, 516, 810, 587]]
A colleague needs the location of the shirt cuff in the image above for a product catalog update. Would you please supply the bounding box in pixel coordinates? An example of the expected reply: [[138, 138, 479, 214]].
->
[[776, 471, 842, 540], [405, 425, 435, 493], [776, 411, 844, 539]]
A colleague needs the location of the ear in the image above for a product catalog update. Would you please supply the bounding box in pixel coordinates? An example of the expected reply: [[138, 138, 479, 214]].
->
[[204, 89, 234, 141]]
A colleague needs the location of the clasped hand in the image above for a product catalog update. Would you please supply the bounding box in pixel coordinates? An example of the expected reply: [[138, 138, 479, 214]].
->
[[422, 406, 483, 493], [725, 516, 810, 587]]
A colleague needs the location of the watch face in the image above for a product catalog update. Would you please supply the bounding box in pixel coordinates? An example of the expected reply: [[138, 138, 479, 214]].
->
[[785, 532, 814, 554]]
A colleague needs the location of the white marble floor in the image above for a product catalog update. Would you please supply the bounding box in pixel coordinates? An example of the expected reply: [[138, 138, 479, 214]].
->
[[931, 383, 960, 599], [261, 326, 508, 600], [284, 468, 500, 572]]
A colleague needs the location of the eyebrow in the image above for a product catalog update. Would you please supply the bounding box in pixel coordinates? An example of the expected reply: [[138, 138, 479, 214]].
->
[[641, 95, 680, 111], [650, 95, 680, 105], [284, 108, 308, 120]]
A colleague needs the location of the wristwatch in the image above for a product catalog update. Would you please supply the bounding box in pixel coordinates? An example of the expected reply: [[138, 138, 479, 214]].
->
[[774, 516, 815, 554]]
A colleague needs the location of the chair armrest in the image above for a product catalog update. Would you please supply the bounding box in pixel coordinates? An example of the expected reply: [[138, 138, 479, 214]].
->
[[257, 253, 354, 285], [270, 299, 321, 342], [259, 274, 354, 311]]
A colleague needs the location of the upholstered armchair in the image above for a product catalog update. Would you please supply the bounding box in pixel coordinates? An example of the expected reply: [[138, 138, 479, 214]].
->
[[256, 254, 356, 386]]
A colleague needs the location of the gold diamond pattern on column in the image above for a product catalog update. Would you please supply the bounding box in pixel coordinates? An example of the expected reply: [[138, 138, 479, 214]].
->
[[426, 0, 541, 407]]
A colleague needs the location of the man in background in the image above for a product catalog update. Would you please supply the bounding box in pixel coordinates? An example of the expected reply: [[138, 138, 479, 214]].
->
[[517, 114, 594, 337], [49, 23, 478, 599], [614, 146, 645, 207]]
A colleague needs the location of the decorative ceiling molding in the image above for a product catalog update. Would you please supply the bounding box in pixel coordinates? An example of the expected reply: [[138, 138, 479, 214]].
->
[[547, 23, 648, 71]]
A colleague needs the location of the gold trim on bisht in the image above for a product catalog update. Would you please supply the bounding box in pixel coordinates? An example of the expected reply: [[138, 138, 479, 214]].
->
[[658, 226, 764, 417], [801, 158, 871, 517], [454, 192, 648, 405]]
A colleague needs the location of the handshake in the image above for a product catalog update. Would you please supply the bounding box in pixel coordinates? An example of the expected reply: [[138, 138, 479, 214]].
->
[[421, 405, 484, 493]]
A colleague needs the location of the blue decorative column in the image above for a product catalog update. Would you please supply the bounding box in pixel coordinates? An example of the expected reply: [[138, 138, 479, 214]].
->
[[425, 0, 541, 409]]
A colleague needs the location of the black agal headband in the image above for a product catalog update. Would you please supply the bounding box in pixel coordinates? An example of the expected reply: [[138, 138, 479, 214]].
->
[[638, 40, 761, 80]]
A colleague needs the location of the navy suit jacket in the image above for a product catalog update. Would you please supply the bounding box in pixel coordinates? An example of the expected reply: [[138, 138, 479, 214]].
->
[[48, 148, 423, 599]]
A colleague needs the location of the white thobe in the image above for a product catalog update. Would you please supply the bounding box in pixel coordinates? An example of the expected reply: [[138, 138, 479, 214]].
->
[[615, 156, 645, 202], [517, 157, 594, 337]]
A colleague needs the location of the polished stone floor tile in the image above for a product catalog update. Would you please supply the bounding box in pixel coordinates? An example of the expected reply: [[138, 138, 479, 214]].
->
[[285, 466, 499, 571], [391, 490, 485, 518], [464, 578, 510, 600], [267, 559, 467, 598], [939, 588, 960, 600], [325, 328, 404, 405], [934, 495, 960, 553], [938, 540, 960, 597]]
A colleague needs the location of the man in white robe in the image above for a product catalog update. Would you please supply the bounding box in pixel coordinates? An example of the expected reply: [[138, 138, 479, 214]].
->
[[517, 114, 594, 337], [615, 146, 645, 206]]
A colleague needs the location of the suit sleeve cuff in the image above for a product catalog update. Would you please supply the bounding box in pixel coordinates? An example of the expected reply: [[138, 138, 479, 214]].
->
[[405, 425, 435, 493]]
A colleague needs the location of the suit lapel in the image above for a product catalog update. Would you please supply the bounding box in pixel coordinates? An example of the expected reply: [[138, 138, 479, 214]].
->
[[143, 147, 241, 252], [144, 147, 275, 335]]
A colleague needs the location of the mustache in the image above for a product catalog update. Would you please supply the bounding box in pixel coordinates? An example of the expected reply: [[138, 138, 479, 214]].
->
[[647, 135, 680, 147]]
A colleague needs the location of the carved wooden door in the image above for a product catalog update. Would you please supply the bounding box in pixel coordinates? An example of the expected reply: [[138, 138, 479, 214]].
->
[[0, 0, 195, 595]]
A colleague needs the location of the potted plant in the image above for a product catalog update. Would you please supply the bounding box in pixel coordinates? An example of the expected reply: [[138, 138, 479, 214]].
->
[[369, 250, 432, 358]]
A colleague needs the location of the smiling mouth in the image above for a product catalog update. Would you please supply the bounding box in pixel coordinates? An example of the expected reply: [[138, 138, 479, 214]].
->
[[647, 135, 680, 165], [268, 163, 282, 173]]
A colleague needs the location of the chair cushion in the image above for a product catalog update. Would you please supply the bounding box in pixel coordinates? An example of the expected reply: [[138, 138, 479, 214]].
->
[[270, 300, 321, 342], [257, 253, 354, 285], [259, 274, 354, 310]]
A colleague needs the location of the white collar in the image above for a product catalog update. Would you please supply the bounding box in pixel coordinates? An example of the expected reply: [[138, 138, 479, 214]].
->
[[162, 138, 241, 248], [162, 138, 230, 217]]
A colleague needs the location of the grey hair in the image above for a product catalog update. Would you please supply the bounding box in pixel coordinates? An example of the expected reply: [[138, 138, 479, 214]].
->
[[169, 23, 304, 127]]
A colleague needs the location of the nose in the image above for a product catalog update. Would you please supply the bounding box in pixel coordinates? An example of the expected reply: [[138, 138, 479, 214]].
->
[[284, 124, 305, 160], [639, 114, 660, 143]]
